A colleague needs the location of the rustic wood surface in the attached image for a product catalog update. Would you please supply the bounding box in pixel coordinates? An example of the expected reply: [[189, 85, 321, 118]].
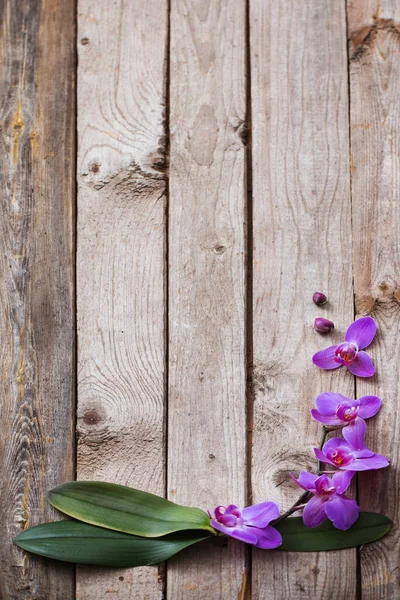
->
[[1, 0, 400, 598], [167, 0, 248, 597], [75, 0, 168, 598], [0, 1, 76, 599], [250, 1, 357, 598], [348, 1, 400, 598]]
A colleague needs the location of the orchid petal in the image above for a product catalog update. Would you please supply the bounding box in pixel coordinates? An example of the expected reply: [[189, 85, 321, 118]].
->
[[303, 496, 327, 528], [290, 471, 318, 492], [332, 470, 355, 493], [323, 437, 344, 452], [351, 454, 390, 471], [343, 418, 366, 450], [312, 346, 341, 370], [353, 447, 375, 458], [251, 525, 282, 549], [224, 504, 240, 515], [210, 520, 258, 545], [338, 463, 363, 471], [325, 496, 360, 530], [315, 392, 346, 415], [213, 506, 227, 520], [358, 395, 382, 418], [311, 409, 343, 425], [242, 502, 280, 528], [313, 447, 335, 466], [345, 316, 376, 349], [347, 351, 375, 377]]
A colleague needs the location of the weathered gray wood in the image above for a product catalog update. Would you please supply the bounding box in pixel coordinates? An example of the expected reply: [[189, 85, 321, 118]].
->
[[167, 0, 248, 597], [76, 0, 168, 598], [250, 1, 357, 597], [348, 1, 400, 597], [0, 1, 76, 598]]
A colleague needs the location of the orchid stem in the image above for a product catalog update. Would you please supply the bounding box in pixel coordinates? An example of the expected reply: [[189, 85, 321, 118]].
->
[[272, 490, 310, 525], [273, 426, 330, 526], [318, 425, 328, 473]]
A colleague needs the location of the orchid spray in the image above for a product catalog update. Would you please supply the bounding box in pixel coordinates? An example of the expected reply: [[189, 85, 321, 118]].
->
[[207, 316, 389, 545], [15, 315, 392, 567]]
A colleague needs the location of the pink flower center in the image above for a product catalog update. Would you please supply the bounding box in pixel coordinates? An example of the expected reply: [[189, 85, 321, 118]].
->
[[334, 342, 358, 365], [315, 478, 336, 496], [320, 484, 335, 495], [216, 507, 242, 528], [328, 447, 353, 467], [336, 404, 359, 422]]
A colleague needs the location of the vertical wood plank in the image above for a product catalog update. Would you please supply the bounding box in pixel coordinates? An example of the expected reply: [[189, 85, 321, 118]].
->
[[167, 0, 248, 596], [0, 1, 76, 598], [250, 1, 357, 598], [348, 1, 400, 597], [76, 1, 168, 598]]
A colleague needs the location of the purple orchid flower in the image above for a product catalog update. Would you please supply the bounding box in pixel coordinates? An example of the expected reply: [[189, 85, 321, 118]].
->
[[311, 392, 381, 426], [290, 471, 359, 530], [314, 418, 389, 471], [312, 316, 376, 377], [209, 502, 282, 549]]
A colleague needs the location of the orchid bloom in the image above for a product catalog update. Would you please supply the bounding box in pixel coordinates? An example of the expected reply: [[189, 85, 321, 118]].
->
[[209, 502, 282, 549], [312, 316, 376, 377], [311, 392, 381, 426], [290, 471, 359, 530], [314, 418, 389, 471]]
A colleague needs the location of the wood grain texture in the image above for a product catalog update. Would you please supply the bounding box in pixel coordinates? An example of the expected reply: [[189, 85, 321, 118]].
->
[[0, 1, 76, 598], [76, 0, 168, 598], [250, 1, 357, 598], [348, 1, 400, 597], [167, 0, 248, 597]]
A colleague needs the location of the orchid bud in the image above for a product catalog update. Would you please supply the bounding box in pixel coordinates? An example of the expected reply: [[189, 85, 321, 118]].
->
[[314, 318, 334, 334], [313, 292, 327, 306]]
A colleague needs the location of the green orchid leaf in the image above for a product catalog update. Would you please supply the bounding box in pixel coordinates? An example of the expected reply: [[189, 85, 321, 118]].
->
[[276, 513, 392, 551], [48, 481, 214, 537], [15, 521, 211, 567]]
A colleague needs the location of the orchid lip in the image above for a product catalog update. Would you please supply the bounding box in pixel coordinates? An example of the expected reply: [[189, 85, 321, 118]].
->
[[328, 448, 353, 466], [334, 342, 359, 365], [337, 404, 359, 422], [320, 485, 335, 495]]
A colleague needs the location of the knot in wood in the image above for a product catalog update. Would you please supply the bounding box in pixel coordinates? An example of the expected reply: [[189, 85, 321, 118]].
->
[[83, 409, 102, 426]]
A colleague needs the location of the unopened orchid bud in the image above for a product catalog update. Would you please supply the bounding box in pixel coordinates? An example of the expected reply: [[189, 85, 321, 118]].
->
[[314, 318, 334, 334], [313, 292, 327, 306]]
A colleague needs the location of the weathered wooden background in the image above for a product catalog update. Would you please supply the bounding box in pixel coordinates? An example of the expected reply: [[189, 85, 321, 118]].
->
[[0, 0, 399, 598]]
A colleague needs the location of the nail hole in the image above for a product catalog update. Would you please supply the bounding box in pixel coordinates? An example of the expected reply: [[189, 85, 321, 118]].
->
[[89, 162, 100, 174], [213, 244, 226, 255]]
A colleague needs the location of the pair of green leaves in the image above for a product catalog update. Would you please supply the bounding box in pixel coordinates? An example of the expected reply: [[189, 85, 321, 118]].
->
[[15, 481, 392, 567], [16, 482, 214, 567]]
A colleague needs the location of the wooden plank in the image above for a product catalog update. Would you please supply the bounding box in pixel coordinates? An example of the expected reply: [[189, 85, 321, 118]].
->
[[250, 1, 357, 598], [76, 1, 168, 598], [0, 1, 76, 598], [348, 1, 400, 597], [167, 0, 248, 597]]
